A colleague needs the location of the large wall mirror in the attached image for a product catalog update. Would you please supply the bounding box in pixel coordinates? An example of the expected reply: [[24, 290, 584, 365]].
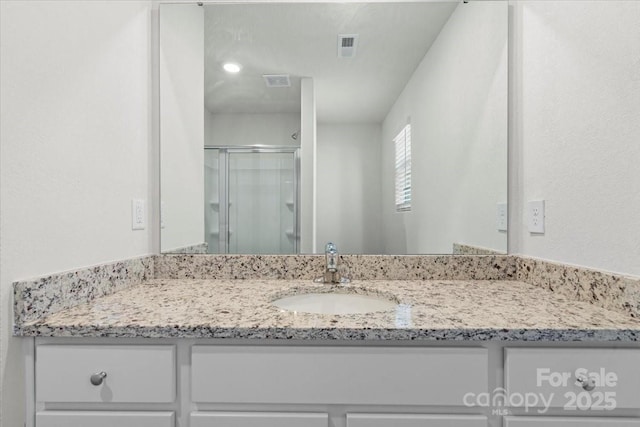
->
[[160, 1, 508, 255]]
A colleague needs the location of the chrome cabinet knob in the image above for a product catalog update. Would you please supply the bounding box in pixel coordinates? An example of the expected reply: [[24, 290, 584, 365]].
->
[[90, 371, 107, 386], [576, 375, 596, 391]]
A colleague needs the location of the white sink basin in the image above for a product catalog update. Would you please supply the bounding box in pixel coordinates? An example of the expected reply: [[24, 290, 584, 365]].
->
[[272, 292, 397, 315]]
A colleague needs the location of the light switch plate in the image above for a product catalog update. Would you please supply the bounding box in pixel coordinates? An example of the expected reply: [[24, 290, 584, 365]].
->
[[160, 201, 166, 229], [528, 200, 545, 233], [496, 203, 508, 231], [132, 199, 146, 230]]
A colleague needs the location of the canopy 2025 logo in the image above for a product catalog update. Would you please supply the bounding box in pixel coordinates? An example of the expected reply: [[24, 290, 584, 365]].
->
[[463, 368, 618, 415], [537, 367, 618, 411]]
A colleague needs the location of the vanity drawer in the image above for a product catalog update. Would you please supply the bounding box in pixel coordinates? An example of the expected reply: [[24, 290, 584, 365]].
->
[[504, 348, 640, 410], [347, 413, 487, 427], [36, 411, 174, 427], [191, 412, 328, 427], [191, 346, 488, 405], [36, 345, 176, 403], [504, 416, 640, 426]]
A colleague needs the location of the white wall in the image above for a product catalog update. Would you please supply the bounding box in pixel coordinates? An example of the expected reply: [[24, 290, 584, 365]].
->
[[510, 1, 640, 277], [206, 112, 300, 147], [300, 78, 317, 253], [159, 3, 204, 252], [0, 1, 153, 425], [316, 124, 383, 254], [381, 2, 508, 254]]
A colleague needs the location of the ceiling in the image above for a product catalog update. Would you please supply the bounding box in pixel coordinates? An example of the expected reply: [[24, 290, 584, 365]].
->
[[204, 3, 457, 124]]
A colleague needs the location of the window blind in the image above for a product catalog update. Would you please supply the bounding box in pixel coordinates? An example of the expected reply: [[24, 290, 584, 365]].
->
[[394, 124, 411, 211]]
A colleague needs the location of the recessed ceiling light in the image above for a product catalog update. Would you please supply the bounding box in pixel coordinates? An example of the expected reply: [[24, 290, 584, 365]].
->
[[223, 63, 241, 73]]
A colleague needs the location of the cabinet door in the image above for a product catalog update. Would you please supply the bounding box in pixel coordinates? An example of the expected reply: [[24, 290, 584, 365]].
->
[[347, 414, 487, 427], [36, 345, 176, 403], [504, 416, 640, 426], [505, 348, 640, 410], [192, 346, 488, 405], [36, 411, 174, 427], [190, 412, 328, 427]]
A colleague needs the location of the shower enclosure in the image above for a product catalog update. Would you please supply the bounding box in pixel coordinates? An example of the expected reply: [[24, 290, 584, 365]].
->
[[204, 147, 299, 254]]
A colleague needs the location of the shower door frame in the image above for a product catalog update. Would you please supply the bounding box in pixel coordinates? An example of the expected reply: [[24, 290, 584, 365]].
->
[[205, 145, 300, 254]]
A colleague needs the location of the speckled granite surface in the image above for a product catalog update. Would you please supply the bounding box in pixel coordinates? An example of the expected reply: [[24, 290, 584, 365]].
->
[[164, 243, 208, 254], [453, 243, 505, 256], [13, 254, 640, 340], [154, 254, 517, 281], [16, 279, 640, 341], [13, 254, 515, 335], [13, 256, 154, 330], [517, 257, 640, 319]]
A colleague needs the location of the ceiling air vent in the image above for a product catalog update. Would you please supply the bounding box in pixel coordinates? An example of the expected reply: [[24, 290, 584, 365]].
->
[[337, 34, 359, 58], [263, 74, 291, 88]]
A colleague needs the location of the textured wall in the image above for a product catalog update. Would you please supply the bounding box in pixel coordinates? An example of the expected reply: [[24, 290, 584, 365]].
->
[[510, 1, 640, 276], [159, 3, 204, 252], [206, 112, 300, 147], [0, 1, 153, 425], [316, 124, 383, 254], [381, 1, 508, 254]]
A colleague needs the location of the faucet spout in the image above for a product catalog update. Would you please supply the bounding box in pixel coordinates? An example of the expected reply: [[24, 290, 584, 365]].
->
[[324, 242, 341, 283], [313, 242, 350, 284], [325, 242, 338, 272]]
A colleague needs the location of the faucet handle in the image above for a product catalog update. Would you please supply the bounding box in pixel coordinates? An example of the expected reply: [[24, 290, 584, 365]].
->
[[337, 263, 351, 283], [325, 242, 337, 253]]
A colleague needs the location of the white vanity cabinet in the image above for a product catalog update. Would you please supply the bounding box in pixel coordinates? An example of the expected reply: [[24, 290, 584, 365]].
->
[[190, 412, 329, 427], [36, 345, 176, 403], [191, 346, 488, 406], [190, 345, 489, 427], [504, 348, 640, 410], [503, 416, 640, 426], [33, 344, 177, 427], [28, 340, 640, 427], [503, 348, 640, 427], [36, 411, 175, 427], [346, 414, 488, 427], [189, 412, 488, 427], [189, 346, 489, 427]]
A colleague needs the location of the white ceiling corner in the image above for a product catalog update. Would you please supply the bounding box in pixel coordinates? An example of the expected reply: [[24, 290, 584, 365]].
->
[[204, 2, 457, 124]]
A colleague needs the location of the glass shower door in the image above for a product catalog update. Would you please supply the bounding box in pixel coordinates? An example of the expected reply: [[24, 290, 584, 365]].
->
[[204, 149, 221, 253], [227, 150, 296, 254]]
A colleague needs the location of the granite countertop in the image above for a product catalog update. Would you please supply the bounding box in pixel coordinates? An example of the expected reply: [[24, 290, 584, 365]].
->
[[18, 279, 640, 341]]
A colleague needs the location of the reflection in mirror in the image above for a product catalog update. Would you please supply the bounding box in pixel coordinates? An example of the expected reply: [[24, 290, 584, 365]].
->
[[160, 1, 508, 255], [205, 148, 299, 254]]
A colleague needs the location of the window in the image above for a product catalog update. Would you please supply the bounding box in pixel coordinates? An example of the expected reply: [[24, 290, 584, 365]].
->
[[394, 123, 411, 212]]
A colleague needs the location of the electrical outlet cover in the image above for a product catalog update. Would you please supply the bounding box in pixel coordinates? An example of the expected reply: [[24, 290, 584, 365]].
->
[[496, 203, 508, 231], [132, 199, 146, 230], [528, 200, 545, 233]]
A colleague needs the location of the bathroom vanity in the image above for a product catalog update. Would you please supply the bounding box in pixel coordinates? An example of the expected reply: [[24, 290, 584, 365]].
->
[[14, 255, 640, 427], [30, 338, 640, 427]]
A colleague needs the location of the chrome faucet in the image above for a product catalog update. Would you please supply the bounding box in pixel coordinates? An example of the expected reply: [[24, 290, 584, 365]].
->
[[324, 242, 341, 284]]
